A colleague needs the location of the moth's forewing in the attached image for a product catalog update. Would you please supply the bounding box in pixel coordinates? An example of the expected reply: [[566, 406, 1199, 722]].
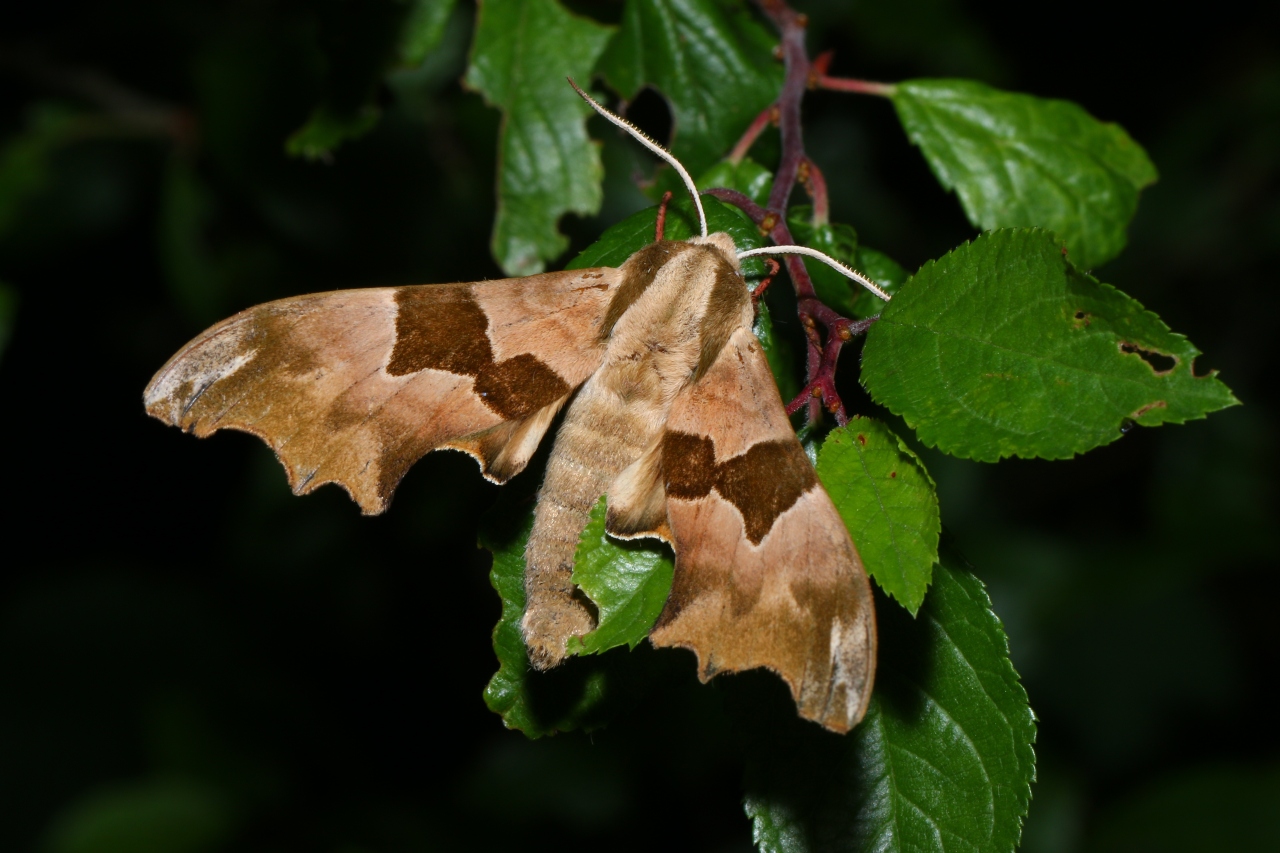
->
[[145, 269, 623, 512], [650, 326, 877, 733]]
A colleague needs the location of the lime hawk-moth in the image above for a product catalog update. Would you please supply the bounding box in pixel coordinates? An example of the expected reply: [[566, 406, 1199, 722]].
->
[[145, 81, 890, 733]]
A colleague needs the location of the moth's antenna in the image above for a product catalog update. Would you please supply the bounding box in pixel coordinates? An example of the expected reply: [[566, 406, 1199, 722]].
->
[[568, 77, 707, 239], [737, 245, 893, 302]]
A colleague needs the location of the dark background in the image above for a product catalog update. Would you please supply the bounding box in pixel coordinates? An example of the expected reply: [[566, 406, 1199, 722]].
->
[[2, 1, 1277, 850]]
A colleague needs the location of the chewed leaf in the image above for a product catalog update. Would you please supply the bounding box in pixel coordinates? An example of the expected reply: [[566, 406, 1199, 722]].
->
[[568, 498, 674, 655], [861, 229, 1239, 462], [465, 0, 614, 275], [597, 0, 781, 175], [746, 546, 1036, 853], [817, 420, 939, 614], [891, 79, 1158, 268]]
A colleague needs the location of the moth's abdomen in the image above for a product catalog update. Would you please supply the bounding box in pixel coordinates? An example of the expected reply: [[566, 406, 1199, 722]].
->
[[521, 384, 659, 668]]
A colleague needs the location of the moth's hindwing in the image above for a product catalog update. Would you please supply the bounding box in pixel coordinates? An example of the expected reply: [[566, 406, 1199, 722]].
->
[[144, 268, 623, 513]]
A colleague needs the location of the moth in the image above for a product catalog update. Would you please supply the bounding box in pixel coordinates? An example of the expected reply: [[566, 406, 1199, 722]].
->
[[145, 81, 890, 733]]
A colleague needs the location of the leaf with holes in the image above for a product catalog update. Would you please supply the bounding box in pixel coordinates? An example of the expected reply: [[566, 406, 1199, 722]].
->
[[745, 545, 1036, 853], [817, 420, 939, 614], [597, 0, 782, 176], [861, 229, 1239, 462], [891, 79, 1158, 269], [567, 498, 674, 656], [465, 0, 614, 274]]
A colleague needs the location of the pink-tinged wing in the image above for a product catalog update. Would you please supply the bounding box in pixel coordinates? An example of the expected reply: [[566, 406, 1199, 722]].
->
[[144, 267, 623, 513], [649, 326, 877, 733]]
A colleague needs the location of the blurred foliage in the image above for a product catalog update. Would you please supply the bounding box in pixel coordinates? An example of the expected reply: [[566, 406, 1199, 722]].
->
[[1, 0, 1277, 851]]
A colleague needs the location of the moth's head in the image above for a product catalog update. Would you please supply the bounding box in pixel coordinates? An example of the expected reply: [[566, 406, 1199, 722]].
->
[[687, 232, 741, 271]]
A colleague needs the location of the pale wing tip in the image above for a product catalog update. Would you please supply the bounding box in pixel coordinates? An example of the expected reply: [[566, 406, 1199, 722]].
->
[[142, 386, 189, 429], [649, 616, 875, 734]]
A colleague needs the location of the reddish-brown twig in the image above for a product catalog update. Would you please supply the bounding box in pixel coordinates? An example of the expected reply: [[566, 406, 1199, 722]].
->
[[816, 76, 896, 96], [801, 157, 829, 226], [705, 2, 882, 424]]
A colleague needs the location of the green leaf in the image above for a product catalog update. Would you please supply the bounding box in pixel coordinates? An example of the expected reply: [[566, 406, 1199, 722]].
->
[[285, 104, 381, 160], [861, 229, 1239, 462], [890, 78, 1158, 268], [398, 0, 460, 65], [597, 0, 783, 176], [698, 156, 774, 207], [817, 420, 939, 614], [745, 546, 1036, 853], [465, 0, 614, 275], [480, 493, 613, 738], [566, 498, 674, 656]]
